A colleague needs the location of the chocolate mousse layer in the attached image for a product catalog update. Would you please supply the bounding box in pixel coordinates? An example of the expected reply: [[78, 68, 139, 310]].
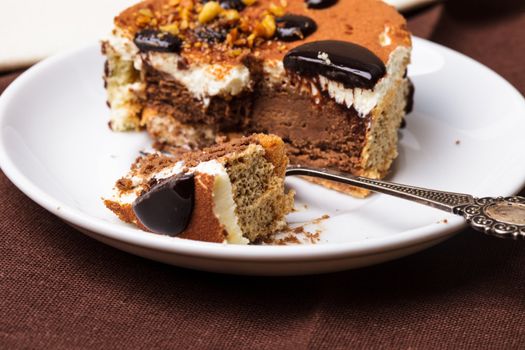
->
[[250, 85, 369, 174], [144, 67, 370, 174], [143, 62, 256, 131]]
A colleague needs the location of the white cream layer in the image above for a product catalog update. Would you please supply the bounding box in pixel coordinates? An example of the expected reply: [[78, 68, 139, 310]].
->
[[194, 160, 248, 245], [112, 157, 247, 244]]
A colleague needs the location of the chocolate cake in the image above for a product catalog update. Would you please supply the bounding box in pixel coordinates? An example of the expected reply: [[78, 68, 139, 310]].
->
[[104, 134, 294, 243], [102, 0, 413, 196]]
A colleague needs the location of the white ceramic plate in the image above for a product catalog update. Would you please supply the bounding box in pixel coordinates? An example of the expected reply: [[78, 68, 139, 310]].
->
[[1, 37, 525, 276]]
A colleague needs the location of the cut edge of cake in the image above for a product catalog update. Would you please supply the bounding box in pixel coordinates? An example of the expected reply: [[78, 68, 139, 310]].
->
[[104, 134, 294, 244]]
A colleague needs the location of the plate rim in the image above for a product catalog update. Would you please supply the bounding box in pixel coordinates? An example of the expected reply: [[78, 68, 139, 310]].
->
[[1, 37, 525, 263]]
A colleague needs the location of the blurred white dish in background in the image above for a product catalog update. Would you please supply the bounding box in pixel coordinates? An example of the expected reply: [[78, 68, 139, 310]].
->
[[0, 0, 436, 71], [0, 0, 136, 71]]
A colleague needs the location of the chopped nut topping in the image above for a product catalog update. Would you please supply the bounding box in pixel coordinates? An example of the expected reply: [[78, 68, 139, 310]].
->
[[198, 1, 222, 23], [238, 17, 251, 32], [247, 33, 256, 47], [138, 8, 154, 17], [226, 27, 239, 45], [229, 48, 243, 57], [221, 9, 240, 22], [126, 0, 298, 59], [159, 23, 180, 35], [136, 7, 158, 27], [260, 14, 276, 38], [269, 3, 285, 16]]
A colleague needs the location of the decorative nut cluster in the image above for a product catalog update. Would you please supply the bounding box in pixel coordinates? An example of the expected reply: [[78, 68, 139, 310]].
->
[[136, 8, 158, 26], [133, 0, 290, 54], [244, 3, 286, 47], [194, 1, 287, 48]]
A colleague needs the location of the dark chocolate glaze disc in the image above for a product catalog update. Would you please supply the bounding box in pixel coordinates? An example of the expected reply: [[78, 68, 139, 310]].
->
[[276, 14, 317, 42], [132, 173, 195, 236], [305, 0, 338, 9], [134, 29, 182, 53], [283, 40, 386, 89]]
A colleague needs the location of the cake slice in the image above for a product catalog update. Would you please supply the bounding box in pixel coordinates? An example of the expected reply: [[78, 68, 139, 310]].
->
[[104, 134, 294, 244], [102, 0, 413, 197]]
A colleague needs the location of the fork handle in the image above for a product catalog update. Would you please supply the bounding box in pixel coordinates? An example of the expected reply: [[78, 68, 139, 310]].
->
[[286, 165, 525, 239]]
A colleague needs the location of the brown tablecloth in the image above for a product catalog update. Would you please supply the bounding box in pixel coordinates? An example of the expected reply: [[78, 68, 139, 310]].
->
[[2, 3, 525, 349]]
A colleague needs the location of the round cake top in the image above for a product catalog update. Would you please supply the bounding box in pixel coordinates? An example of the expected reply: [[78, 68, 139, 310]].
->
[[114, 0, 411, 65]]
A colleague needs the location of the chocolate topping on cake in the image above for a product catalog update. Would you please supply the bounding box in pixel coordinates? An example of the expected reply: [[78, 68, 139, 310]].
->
[[132, 173, 195, 236], [305, 0, 338, 9], [134, 29, 183, 53], [283, 40, 386, 89], [275, 14, 317, 42]]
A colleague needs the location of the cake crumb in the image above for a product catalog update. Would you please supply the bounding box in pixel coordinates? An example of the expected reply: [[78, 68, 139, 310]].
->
[[260, 230, 301, 245], [293, 226, 305, 234], [116, 178, 133, 191], [304, 229, 321, 244], [311, 214, 330, 225], [261, 213, 328, 245], [276, 235, 301, 245]]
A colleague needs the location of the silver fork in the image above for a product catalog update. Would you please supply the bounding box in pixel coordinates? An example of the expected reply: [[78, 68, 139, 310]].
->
[[286, 165, 525, 239]]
